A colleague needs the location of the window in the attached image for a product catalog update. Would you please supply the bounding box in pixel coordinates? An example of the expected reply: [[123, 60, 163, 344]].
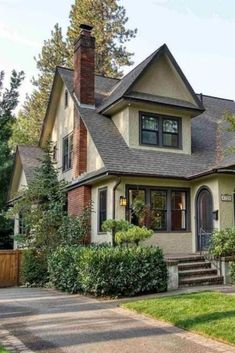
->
[[19, 212, 26, 235], [65, 89, 68, 108], [62, 133, 73, 171], [128, 189, 146, 225], [52, 143, 57, 161], [140, 112, 181, 148], [98, 188, 107, 232], [127, 186, 189, 232]]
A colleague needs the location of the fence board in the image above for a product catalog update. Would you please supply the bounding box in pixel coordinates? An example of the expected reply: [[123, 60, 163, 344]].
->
[[0, 250, 21, 287]]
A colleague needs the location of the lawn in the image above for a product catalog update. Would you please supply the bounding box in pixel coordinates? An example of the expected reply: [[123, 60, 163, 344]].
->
[[122, 291, 235, 345], [0, 347, 8, 353]]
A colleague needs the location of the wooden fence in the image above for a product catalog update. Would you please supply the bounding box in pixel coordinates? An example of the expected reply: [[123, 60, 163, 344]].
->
[[0, 250, 22, 287]]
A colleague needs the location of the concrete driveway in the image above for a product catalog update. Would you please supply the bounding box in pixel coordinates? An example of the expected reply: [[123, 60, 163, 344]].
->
[[0, 287, 235, 353]]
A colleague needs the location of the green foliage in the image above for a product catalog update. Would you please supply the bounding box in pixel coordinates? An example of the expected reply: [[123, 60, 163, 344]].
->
[[102, 219, 131, 233], [49, 245, 167, 297], [21, 249, 48, 287], [11, 24, 68, 147], [209, 228, 235, 257], [230, 262, 235, 283], [0, 70, 24, 248], [67, 0, 137, 77], [115, 226, 153, 246]]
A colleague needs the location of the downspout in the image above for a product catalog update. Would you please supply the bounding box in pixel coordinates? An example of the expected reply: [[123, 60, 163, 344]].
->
[[112, 176, 121, 246]]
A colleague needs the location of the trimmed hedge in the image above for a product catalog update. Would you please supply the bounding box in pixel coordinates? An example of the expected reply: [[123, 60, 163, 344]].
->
[[21, 249, 48, 287], [48, 245, 167, 297]]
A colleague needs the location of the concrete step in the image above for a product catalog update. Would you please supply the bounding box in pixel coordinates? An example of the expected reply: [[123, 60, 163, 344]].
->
[[179, 268, 217, 278], [178, 261, 211, 271], [176, 255, 206, 263], [179, 275, 224, 287]]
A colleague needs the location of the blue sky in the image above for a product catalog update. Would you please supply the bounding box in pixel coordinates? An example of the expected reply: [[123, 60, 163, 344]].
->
[[1, 0, 235, 108]]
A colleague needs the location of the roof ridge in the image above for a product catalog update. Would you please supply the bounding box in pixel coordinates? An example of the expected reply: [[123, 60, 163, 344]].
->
[[197, 93, 234, 102]]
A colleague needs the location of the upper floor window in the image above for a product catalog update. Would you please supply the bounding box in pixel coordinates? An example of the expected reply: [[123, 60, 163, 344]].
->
[[140, 112, 181, 148], [62, 133, 73, 172], [65, 89, 68, 108]]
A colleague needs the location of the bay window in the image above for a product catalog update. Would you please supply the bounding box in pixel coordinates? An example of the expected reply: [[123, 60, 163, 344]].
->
[[127, 186, 189, 232], [140, 112, 181, 148]]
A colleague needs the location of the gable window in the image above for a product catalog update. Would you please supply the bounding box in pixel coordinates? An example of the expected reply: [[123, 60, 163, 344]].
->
[[65, 89, 68, 108], [62, 133, 73, 172], [98, 188, 107, 232], [127, 186, 189, 232], [140, 112, 181, 148]]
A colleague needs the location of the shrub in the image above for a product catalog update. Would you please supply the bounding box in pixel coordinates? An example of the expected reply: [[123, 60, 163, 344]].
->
[[48, 245, 167, 297], [209, 228, 235, 257], [115, 226, 153, 246], [230, 262, 235, 283], [48, 245, 83, 293], [21, 248, 48, 287]]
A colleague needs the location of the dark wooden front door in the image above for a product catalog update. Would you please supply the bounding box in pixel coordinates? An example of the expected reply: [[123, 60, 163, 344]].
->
[[197, 188, 213, 251]]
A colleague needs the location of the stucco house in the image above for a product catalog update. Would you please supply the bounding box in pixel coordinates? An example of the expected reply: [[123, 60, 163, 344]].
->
[[9, 24, 235, 258]]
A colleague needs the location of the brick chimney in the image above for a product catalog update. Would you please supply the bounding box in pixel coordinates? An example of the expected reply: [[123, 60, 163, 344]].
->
[[74, 24, 95, 106]]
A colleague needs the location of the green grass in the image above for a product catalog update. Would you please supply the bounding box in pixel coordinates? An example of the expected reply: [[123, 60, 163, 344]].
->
[[122, 291, 235, 345], [0, 347, 9, 353]]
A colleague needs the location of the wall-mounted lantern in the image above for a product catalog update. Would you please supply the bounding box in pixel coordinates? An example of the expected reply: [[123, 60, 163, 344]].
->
[[119, 196, 127, 207]]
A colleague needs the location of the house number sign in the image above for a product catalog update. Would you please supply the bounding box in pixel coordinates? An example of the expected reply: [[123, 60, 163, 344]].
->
[[221, 194, 233, 202]]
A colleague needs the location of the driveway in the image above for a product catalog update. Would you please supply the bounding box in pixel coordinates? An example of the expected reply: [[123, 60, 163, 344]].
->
[[0, 287, 235, 353]]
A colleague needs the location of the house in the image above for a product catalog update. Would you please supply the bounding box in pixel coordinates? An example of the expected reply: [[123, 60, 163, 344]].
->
[[9, 24, 235, 255]]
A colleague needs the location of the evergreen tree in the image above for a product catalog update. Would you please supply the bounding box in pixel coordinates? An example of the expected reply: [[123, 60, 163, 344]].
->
[[0, 70, 24, 248], [11, 24, 68, 148], [67, 0, 137, 77]]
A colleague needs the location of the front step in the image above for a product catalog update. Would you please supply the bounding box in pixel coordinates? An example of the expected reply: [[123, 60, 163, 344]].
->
[[179, 268, 217, 278], [167, 255, 206, 263], [179, 275, 224, 286], [179, 261, 211, 271]]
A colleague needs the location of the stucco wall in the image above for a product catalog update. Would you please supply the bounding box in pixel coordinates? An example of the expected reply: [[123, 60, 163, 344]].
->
[[218, 174, 235, 229], [51, 84, 74, 182], [128, 103, 192, 154], [112, 107, 129, 145], [87, 133, 104, 173], [133, 53, 196, 105]]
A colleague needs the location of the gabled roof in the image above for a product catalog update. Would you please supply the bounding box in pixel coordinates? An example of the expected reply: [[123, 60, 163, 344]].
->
[[8, 145, 43, 202], [97, 44, 204, 113]]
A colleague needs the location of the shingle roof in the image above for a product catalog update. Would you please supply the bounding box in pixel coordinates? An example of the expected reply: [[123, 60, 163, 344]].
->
[[71, 94, 235, 183], [18, 145, 44, 183], [96, 44, 204, 113]]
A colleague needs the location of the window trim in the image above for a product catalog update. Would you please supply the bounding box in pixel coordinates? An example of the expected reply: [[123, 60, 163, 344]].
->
[[139, 111, 182, 149], [62, 132, 73, 172], [98, 187, 108, 233], [126, 185, 190, 232]]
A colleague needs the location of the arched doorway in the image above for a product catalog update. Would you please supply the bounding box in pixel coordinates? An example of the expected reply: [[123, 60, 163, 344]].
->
[[196, 187, 213, 251]]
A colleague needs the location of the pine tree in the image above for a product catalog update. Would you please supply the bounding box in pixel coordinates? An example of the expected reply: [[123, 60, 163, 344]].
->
[[0, 70, 24, 248], [67, 0, 137, 77], [11, 24, 68, 148]]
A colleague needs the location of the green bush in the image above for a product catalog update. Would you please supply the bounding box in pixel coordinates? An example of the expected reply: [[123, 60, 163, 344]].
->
[[209, 228, 235, 257], [21, 248, 48, 287], [115, 226, 153, 246], [48, 245, 167, 297], [230, 262, 235, 283]]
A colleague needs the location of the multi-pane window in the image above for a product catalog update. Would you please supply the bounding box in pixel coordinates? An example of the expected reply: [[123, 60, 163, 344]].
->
[[127, 186, 189, 232], [171, 191, 187, 230], [140, 113, 180, 148], [62, 133, 73, 171], [128, 189, 146, 226], [98, 188, 107, 232], [19, 212, 26, 235], [151, 190, 167, 230]]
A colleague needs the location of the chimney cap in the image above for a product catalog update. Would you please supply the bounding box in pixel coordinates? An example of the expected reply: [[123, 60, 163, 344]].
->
[[79, 24, 93, 32]]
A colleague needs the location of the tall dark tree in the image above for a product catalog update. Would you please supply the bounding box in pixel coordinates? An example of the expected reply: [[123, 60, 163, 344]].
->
[[67, 0, 137, 77], [11, 24, 68, 147], [0, 70, 24, 248]]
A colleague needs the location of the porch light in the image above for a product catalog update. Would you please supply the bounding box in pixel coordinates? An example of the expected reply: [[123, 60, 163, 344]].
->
[[119, 196, 127, 206]]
